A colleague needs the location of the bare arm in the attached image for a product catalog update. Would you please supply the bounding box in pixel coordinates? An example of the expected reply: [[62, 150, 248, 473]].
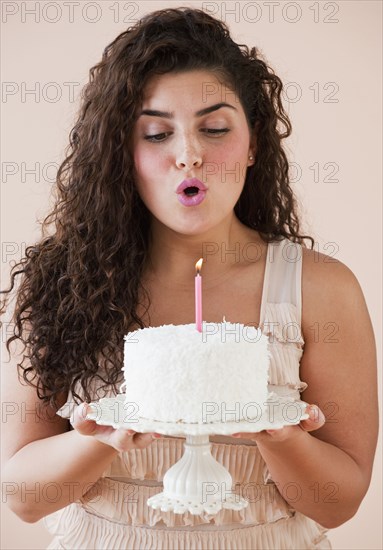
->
[[232, 250, 378, 528], [1, 321, 160, 523], [2, 425, 119, 523]]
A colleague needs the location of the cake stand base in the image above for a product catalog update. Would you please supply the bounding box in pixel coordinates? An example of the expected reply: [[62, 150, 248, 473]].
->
[[147, 434, 248, 515]]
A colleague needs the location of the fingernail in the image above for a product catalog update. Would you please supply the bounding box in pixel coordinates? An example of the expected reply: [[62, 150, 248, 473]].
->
[[318, 409, 326, 423], [81, 402, 90, 418], [309, 406, 325, 423], [309, 405, 319, 420]]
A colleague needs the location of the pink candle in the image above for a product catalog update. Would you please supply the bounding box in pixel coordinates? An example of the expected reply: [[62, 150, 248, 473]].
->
[[195, 258, 203, 332]]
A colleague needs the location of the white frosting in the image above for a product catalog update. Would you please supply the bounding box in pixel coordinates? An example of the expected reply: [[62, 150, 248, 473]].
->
[[122, 322, 271, 424]]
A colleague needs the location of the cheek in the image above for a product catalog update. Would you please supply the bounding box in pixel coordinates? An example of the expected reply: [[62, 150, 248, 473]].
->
[[133, 146, 174, 219], [208, 137, 249, 187], [133, 146, 165, 199], [226, 134, 249, 163]]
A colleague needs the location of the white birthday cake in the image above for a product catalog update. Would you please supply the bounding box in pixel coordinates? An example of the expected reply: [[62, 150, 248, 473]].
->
[[121, 321, 271, 424]]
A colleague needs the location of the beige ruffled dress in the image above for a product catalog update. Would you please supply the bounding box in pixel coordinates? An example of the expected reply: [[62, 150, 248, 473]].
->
[[43, 237, 332, 549]]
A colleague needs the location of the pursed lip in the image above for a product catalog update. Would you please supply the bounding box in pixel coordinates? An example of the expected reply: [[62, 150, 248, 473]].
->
[[176, 178, 208, 194]]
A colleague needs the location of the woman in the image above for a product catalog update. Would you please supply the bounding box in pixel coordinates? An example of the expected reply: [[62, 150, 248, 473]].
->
[[1, 7, 378, 549]]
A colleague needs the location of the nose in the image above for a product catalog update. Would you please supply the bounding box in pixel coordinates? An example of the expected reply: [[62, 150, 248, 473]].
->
[[175, 140, 203, 171]]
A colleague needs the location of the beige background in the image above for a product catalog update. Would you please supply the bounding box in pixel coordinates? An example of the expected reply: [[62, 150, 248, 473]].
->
[[1, 1, 381, 548]]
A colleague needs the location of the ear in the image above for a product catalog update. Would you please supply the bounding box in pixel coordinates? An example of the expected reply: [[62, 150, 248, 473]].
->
[[248, 121, 259, 164]]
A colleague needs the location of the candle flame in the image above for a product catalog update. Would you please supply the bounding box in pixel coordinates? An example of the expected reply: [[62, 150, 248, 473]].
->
[[195, 257, 203, 274]]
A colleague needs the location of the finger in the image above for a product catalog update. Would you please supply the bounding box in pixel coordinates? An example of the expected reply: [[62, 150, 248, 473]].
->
[[125, 430, 163, 439], [300, 405, 325, 432], [125, 430, 154, 449], [231, 432, 255, 439], [232, 426, 293, 443], [111, 428, 153, 450], [265, 428, 283, 435], [70, 402, 99, 436]]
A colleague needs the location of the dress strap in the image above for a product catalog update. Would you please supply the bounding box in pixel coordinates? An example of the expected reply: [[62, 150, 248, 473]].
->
[[260, 238, 303, 327]]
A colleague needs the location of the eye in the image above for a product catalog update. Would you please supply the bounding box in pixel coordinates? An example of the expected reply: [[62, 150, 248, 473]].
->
[[144, 128, 230, 143], [204, 128, 230, 135], [144, 132, 169, 143]]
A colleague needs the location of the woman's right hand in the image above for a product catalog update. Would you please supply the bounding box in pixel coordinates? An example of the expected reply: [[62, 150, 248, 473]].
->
[[70, 402, 163, 452]]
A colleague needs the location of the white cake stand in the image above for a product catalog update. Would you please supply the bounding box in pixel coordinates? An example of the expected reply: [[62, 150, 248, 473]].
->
[[86, 394, 308, 515]]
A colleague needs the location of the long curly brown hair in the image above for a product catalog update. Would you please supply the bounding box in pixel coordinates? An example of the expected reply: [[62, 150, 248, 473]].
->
[[1, 7, 314, 412]]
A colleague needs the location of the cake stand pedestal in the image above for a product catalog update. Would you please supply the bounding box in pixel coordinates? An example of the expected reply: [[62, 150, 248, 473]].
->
[[85, 394, 308, 516], [147, 434, 247, 515]]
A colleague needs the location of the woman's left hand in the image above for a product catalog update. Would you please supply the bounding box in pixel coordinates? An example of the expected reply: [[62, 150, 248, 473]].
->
[[231, 403, 325, 443]]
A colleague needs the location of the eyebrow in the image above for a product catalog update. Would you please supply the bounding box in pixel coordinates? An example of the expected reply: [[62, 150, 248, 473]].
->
[[138, 102, 237, 119]]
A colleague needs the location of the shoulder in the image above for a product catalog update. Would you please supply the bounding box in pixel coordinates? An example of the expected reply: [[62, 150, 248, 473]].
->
[[301, 245, 359, 291], [300, 246, 369, 341]]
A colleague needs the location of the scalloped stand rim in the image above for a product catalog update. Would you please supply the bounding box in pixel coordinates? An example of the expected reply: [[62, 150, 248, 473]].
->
[[85, 393, 308, 436]]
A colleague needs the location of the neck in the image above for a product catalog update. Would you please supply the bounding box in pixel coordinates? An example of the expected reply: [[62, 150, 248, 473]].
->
[[143, 214, 260, 288]]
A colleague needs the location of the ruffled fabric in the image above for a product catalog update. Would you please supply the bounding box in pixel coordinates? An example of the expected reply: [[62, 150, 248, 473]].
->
[[102, 438, 266, 485], [44, 238, 332, 549], [44, 502, 331, 550], [78, 475, 291, 528], [263, 302, 307, 393]]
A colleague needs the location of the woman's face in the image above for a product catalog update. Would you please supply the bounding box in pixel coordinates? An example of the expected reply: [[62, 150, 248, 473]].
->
[[132, 70, 255, 236]]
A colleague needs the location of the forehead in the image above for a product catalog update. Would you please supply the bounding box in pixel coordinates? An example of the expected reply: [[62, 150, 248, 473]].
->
[[141, 69, 240, 107]]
